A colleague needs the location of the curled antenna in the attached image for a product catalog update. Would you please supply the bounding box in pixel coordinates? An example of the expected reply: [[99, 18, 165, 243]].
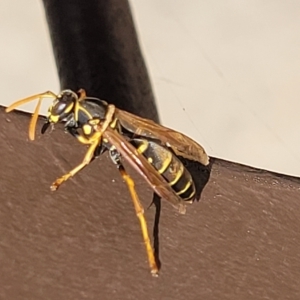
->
[[5, 91, 57, 140]]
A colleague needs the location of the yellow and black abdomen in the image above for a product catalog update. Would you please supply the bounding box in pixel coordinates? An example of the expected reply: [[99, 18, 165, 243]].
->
[[131, 139, 196, 202]]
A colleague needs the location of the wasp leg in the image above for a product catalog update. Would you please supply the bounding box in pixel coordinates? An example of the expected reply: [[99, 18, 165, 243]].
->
[[117, 163, 159, 276], [50, 138, 100, 191], [77, 88, 87, 101], [53, 106, 115, 191]]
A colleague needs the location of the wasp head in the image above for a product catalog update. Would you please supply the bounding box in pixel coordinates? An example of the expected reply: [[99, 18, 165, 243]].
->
[[41, 90, 78, 134]]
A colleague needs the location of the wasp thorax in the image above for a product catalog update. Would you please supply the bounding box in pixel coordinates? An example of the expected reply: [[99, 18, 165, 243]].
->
[[48, 90, 78, 123]]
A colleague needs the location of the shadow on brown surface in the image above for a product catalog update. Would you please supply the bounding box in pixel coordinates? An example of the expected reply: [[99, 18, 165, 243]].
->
[[1, 107, 300, 300]]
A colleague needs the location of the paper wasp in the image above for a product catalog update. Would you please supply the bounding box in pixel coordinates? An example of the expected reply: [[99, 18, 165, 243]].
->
[[6, 89, 209, 276]]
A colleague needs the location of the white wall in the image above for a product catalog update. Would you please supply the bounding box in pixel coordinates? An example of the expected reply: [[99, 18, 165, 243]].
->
[[0, 1, 59, 113], [1, 0, 299, 177]]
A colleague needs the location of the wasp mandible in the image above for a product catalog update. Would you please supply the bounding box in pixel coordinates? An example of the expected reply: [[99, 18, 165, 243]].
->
[[6, 89, 209, 276]]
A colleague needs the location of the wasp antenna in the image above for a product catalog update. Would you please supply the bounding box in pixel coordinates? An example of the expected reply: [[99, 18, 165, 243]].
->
[[29, 97, 42, 141], [5, 94, 40, 113], [5, 91, 57, 113], [5, 91, 57, 140]]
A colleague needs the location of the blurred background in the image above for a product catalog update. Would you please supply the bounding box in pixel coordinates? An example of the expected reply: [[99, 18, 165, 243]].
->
[[1, 0, 299, 176]]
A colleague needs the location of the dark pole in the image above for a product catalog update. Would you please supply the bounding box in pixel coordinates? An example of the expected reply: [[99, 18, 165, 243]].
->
[[42, 0, 159, 121]]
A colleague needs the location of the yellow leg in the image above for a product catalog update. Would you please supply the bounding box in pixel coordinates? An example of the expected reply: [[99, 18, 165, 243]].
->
[[92, 104, 115, 130], [50, 139, 99, 191], [51, 103, 115, 191], [118, 165, 159, 276]]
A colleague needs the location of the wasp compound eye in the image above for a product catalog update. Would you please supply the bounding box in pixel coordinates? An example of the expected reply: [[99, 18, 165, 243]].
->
[[52, 100, 68, 116], [52, 97, 73, 116]]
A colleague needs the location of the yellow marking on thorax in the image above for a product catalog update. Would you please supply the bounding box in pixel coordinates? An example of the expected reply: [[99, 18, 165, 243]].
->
[[76, 105, 93, 122], [83, 124, 92, 135], [83, 106, 93, 119]]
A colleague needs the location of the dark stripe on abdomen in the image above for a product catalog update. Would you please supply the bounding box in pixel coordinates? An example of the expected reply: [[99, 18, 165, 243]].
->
[[130, 139, 196, 201]]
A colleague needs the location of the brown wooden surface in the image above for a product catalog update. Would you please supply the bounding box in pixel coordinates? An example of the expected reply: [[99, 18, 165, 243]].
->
[[1, 107, 300, 300]]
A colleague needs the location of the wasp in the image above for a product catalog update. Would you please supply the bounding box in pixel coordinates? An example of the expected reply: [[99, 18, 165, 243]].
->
[[6, 89, 209, 276]]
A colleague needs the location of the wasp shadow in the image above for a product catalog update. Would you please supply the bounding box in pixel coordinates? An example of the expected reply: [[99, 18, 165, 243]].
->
[[151, 193, 161, 270], [151, 159, 211, 272], [179, 157, 212, 201]]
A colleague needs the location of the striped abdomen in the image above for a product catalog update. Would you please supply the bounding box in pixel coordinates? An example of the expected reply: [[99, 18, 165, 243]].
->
[[131, 138, 196, 202]]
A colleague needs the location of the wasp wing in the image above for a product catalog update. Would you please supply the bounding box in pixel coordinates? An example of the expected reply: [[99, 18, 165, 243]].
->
[[116, 109, 209, 166], [103, 127, 186, 214]]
